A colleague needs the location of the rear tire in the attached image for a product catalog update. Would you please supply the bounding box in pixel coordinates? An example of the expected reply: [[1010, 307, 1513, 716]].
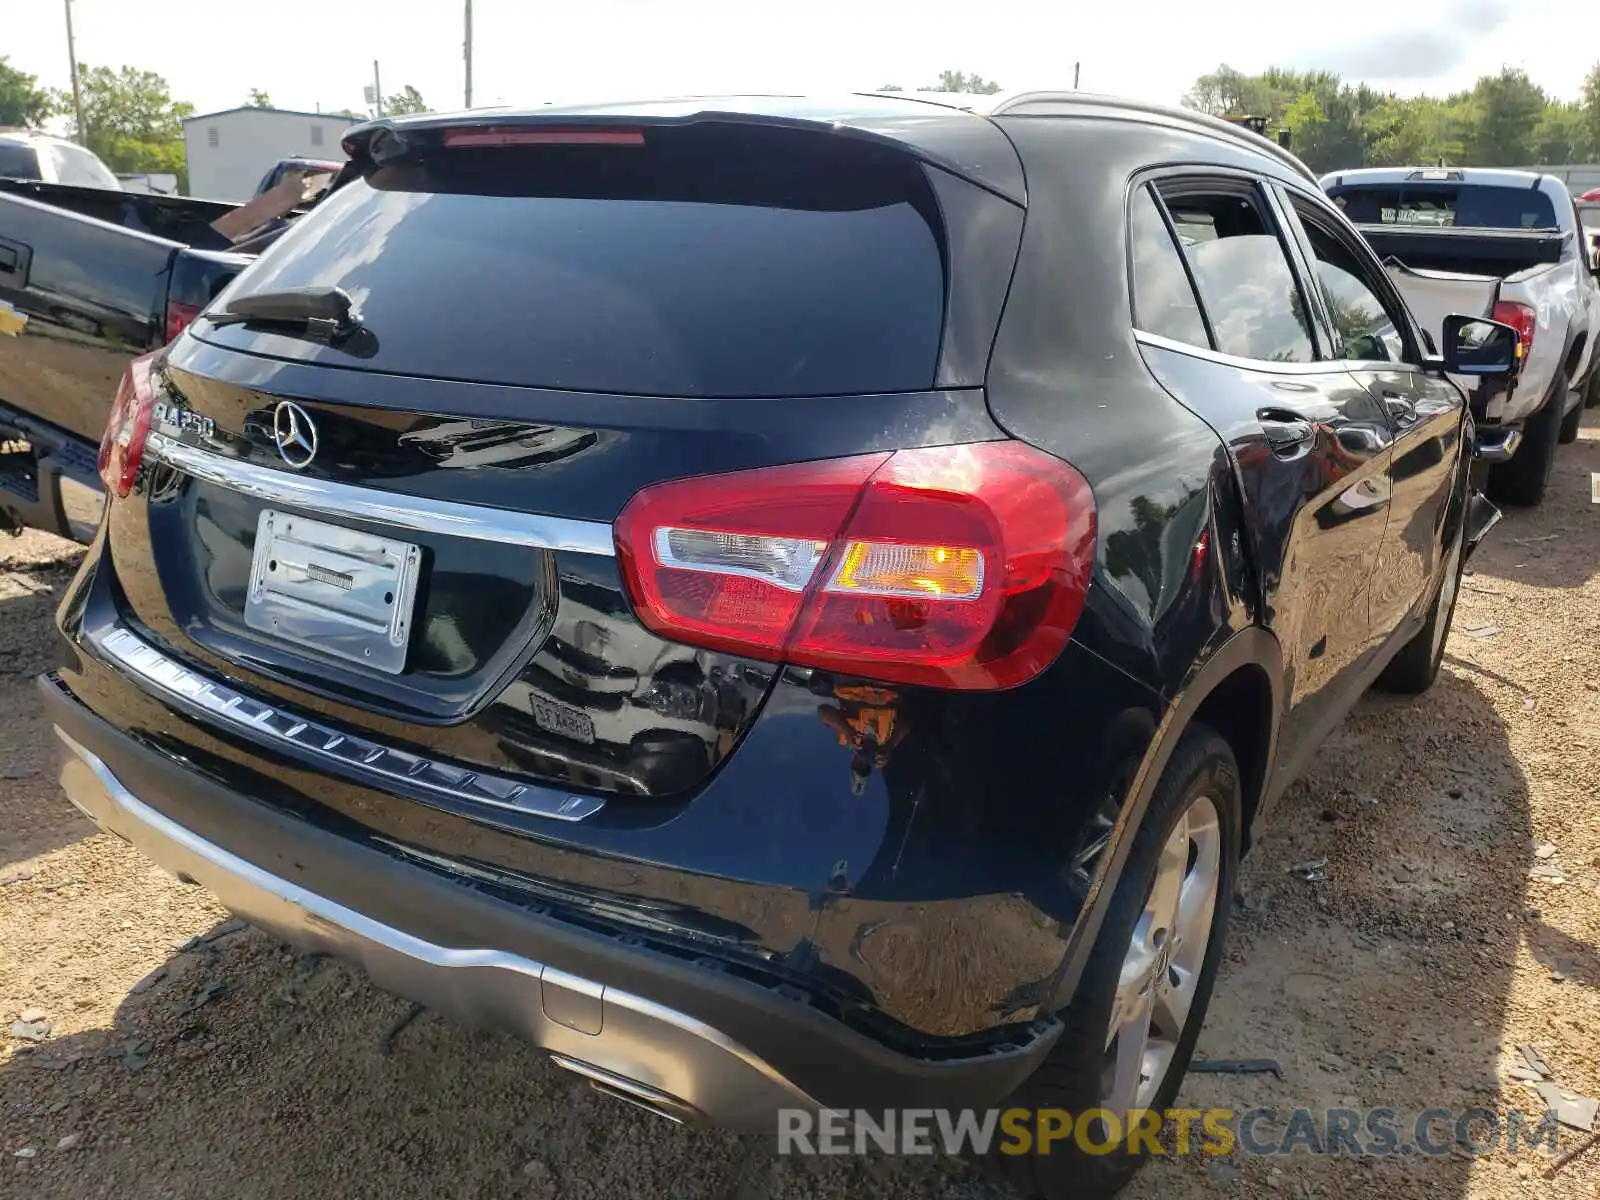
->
[[988, 726, 1240, 1200], [1487, 371, 1564, 507], [1374, 518, 1465, 695], [1585, 366, 1600, 410], [1558, 390, 1582, 444]]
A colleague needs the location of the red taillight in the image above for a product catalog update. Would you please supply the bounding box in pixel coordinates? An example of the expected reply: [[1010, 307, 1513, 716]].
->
[[165, 299, 200, 343], [614, 443, 1097, 690], [1492, 300, 1536, 359], [440, 128, 645, 148], [97, 353, 158, 498]]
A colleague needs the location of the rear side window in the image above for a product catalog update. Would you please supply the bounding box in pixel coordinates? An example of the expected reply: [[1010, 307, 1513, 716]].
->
[[0, 142, 40, 180], [210, 125, 947, 397], [1160, 186, 1316, 364], [1328, 184, 1558, 230], [1128, 186, 1209, 348]]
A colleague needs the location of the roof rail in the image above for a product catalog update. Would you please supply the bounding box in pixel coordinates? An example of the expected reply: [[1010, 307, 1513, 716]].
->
[[983, 91, 1318, 183]]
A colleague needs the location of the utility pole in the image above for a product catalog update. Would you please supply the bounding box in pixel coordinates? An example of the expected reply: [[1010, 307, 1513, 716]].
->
[[63, 0, 87, 143], [464, 0, 473, 108], [372, 60, 383, 117], [1073, 62, 1081, 89]]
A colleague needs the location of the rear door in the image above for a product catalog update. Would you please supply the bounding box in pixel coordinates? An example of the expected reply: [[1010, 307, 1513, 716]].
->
[[1128, 173, 1393, 772], [1279, 189, 1466, 646]]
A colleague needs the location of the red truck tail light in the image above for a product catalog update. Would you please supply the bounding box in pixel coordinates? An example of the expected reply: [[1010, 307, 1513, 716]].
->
[[615, 443, 1098, 690], [165, 299, 200, 343], [97, 353, 158, 498], [1492, 300, 1536, 359]]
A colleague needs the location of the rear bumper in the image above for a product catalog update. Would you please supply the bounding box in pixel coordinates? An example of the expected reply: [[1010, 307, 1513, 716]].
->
[[42, 674, 1056, 1129]]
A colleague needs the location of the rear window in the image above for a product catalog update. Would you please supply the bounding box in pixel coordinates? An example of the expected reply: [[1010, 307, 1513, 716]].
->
[[1327, 184, 1558, 230], [0, 142, 40, 180], [206, 125, 947, 397]]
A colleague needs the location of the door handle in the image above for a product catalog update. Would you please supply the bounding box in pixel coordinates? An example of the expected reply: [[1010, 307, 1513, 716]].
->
[[1381, 390, 1418, 424], [0, 236, 31, 288], [1257, 408, 1314, 452]]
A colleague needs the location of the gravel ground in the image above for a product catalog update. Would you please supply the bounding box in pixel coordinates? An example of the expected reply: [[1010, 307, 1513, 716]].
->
[[3, 417, 1598, 1200]]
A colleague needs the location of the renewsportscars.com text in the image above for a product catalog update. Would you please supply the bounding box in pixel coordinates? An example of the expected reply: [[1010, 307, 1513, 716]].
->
[[777, 1106, 1564, 1158]]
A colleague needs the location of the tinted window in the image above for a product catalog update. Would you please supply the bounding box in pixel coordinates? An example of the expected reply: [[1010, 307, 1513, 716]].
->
[[0, 142, 41, 180], [1328, 184, 1558, 230], [49, 143, 120, 190], [1161, 187, 1316, 363], [1299, 217, 1407, 363], [209, 126, 946, 397], [1128, 186, 1209, 347]]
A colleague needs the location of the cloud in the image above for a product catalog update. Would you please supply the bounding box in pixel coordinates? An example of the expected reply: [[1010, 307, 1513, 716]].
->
[[1298, 0, 1512, 81]]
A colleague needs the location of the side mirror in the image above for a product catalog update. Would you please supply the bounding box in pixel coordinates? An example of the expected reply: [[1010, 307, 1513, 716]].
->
[[1441, 314, 1519, 378]]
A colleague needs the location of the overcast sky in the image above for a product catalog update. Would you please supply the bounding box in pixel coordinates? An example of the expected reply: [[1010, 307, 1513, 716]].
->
[[7, 0, 1596, 120]]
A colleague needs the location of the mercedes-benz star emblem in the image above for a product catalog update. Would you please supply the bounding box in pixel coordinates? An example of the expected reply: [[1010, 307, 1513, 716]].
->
[[272, 401, 318, 470]]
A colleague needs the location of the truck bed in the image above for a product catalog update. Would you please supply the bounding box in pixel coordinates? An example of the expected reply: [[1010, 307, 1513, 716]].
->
[[0, 178, 238, 252], [1, 186, 251, 538], [1355, 224, 1566, 278]]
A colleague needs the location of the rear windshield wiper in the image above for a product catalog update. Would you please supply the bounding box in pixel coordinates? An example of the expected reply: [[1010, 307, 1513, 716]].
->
[[204, 286, 377, 358], [205, 285, 368, 341]]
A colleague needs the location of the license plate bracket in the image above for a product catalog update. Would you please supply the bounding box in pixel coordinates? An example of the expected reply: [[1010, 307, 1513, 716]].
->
[[244, 509, 422, 675]]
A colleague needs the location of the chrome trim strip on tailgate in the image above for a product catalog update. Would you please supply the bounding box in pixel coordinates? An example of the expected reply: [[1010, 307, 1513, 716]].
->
[[145, 432, 616, 557], [91, 624, 606, 823]]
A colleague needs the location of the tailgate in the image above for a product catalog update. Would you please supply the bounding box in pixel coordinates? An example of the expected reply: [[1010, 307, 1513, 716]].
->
[[1385, 260, 1497, 352], [106, 118, 1018, 804]]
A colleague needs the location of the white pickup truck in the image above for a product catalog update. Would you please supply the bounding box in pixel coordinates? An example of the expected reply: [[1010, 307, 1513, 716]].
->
[[1322, 167, 1600, 507]]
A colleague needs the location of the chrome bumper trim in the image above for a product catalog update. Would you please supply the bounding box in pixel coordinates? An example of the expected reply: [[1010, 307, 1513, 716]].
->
[[146, 432, 616, 557], [1472, 425, 1522, 465], [54, 727, 816, 1129], [91, 624, 605, 824]]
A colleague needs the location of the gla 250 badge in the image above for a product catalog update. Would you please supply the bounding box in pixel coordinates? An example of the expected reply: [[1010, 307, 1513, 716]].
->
[[152, 400, 215, 441]]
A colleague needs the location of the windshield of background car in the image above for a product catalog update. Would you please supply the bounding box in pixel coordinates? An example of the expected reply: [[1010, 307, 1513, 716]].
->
[[1326, 184, 1559, 230]]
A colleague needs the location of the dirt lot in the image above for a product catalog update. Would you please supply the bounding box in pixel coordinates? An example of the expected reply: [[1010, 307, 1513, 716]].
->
[[3, 419, 1598, 1200]]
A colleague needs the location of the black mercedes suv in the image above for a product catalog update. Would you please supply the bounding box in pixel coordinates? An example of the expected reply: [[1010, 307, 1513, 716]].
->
[[45, 92, 1517, 1196]]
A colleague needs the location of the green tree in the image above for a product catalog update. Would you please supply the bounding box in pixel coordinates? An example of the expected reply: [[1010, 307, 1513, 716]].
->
[[53, 65, 193, 188], [922, 71, 1001, 95], [383, 85, 429, 115], [1183, 64, 1591, 170], [1464, 68, 1545, 166], [0, 57, 52, 127], [1183, 66, 1280, 119], [878, 84, 903, 92], [248, 88, 272, 108], [1580, 62, 1600, 160], [1363, 97, 1441, 167], [1532, 102, 1586, 165]]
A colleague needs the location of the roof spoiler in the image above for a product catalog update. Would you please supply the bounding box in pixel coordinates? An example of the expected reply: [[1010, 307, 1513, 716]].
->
[[340, 107, 1028, 203]]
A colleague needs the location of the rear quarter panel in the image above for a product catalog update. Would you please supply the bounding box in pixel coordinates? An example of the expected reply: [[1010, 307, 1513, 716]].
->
[[1497, 262, 1585, 422]]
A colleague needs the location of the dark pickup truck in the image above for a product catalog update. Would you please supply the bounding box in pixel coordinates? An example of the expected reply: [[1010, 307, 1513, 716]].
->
[[0, 180, 250, 539]]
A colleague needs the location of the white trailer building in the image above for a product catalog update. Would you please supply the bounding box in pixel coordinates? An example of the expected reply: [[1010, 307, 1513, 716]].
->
[[182, 106, 360, 202]]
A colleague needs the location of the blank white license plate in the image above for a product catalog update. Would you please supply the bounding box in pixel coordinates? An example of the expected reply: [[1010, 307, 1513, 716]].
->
[[244, 509, 422, 674]]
